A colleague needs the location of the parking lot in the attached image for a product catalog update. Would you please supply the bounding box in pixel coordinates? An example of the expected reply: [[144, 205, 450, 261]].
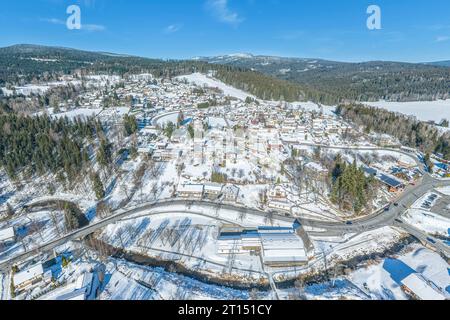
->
[[419, 193, 439, 210], [430, 196, 450, 219]]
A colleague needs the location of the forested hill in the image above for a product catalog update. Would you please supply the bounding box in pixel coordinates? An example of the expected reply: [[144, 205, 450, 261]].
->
[[427, 60, 450, 67], [195, 54, 450, 102]]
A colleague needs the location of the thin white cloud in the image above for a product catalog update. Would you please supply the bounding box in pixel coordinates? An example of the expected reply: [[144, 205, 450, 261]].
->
[[41, 18, 65, 25], [206, 0, 244, 27], [426, 24, 450, 31], [41, 17, 105, 32], [278, 30, 305, 41], [82, 24, 106, 32], [164, 24, 183, 34], [436, 36, 450, 43]]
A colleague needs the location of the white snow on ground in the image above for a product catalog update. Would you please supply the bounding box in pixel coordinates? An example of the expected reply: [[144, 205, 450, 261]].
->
[[1, 75, 122, 97], [436, 186, 450, 196], [207, 116, 232, 128], [402, 209, 450, 237], [289, 101, 336, 116], [98, 206, 294, 283], [153, 111, 186, 126], [363, 100, 450, 123], [0, 209, 65, 264], [278, 279, 371, 300], [273, 227, 406, 283], [176, 73, 255, 101], [35, 107, 103, 120], [99, 258, 257, 300], [348, 243, 450, 300], [53, 108, 102, 119], [356, 149, 418, 168], [27, 195, 96, 215], [312, 227, 406, 264]]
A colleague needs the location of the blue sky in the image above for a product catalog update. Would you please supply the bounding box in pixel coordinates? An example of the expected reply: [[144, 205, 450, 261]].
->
[[1, 0, 450, 62]]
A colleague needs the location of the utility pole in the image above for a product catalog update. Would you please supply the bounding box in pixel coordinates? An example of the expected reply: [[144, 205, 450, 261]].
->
[[332, 263, 341, 288], [322, 249, 329, 282]]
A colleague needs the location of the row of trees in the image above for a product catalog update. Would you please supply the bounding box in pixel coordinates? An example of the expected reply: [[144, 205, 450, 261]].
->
[[330, 155, 378, 214], [123, 114, 138, 136]]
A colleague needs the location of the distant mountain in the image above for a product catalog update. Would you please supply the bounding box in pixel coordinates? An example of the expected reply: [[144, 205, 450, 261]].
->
[[0, 44, 168, 85], [195, 54, 450, 102], [427, 60, 450, 67], [1, 44, 449, 104]]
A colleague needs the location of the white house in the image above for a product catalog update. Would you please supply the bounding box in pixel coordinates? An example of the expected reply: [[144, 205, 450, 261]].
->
[[268, 185, 287, 200], [223, 185, 240, 202], [55, 272, 97, 301], [13, 263, 49, 292], [0, 227, 15, 245], [177, 184, 204, 199], [401, 273, 447, 300], [203, 183, 223, 198]]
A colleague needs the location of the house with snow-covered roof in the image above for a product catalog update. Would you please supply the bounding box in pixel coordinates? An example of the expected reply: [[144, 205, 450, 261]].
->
[[177, 184, 204, 199], [401, 273, 447, 300], [0, 227, 16, 245], [13, 263, 51, 292]]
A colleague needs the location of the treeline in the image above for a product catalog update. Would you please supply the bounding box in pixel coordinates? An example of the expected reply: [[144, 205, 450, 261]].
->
[[0, 113, 103, 180], [213, 67, 336, 103], [336, 103, 450, 159], [330, 155, 377, 214]]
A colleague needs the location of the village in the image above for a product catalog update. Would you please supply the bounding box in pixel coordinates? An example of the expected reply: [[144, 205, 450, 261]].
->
[[0, 72, 449, 301]]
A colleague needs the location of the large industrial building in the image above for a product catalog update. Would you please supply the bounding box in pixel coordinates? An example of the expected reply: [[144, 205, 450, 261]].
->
[[217, 222, 308, 267]]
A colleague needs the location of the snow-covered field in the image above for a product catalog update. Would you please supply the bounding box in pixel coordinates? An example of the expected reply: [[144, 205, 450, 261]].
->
[[363, 100, 450, 123], [176, 73, 255, 101], [52, 108, 103, 120], [98, 205, 296, 283], [436, 186, 450, 196]]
